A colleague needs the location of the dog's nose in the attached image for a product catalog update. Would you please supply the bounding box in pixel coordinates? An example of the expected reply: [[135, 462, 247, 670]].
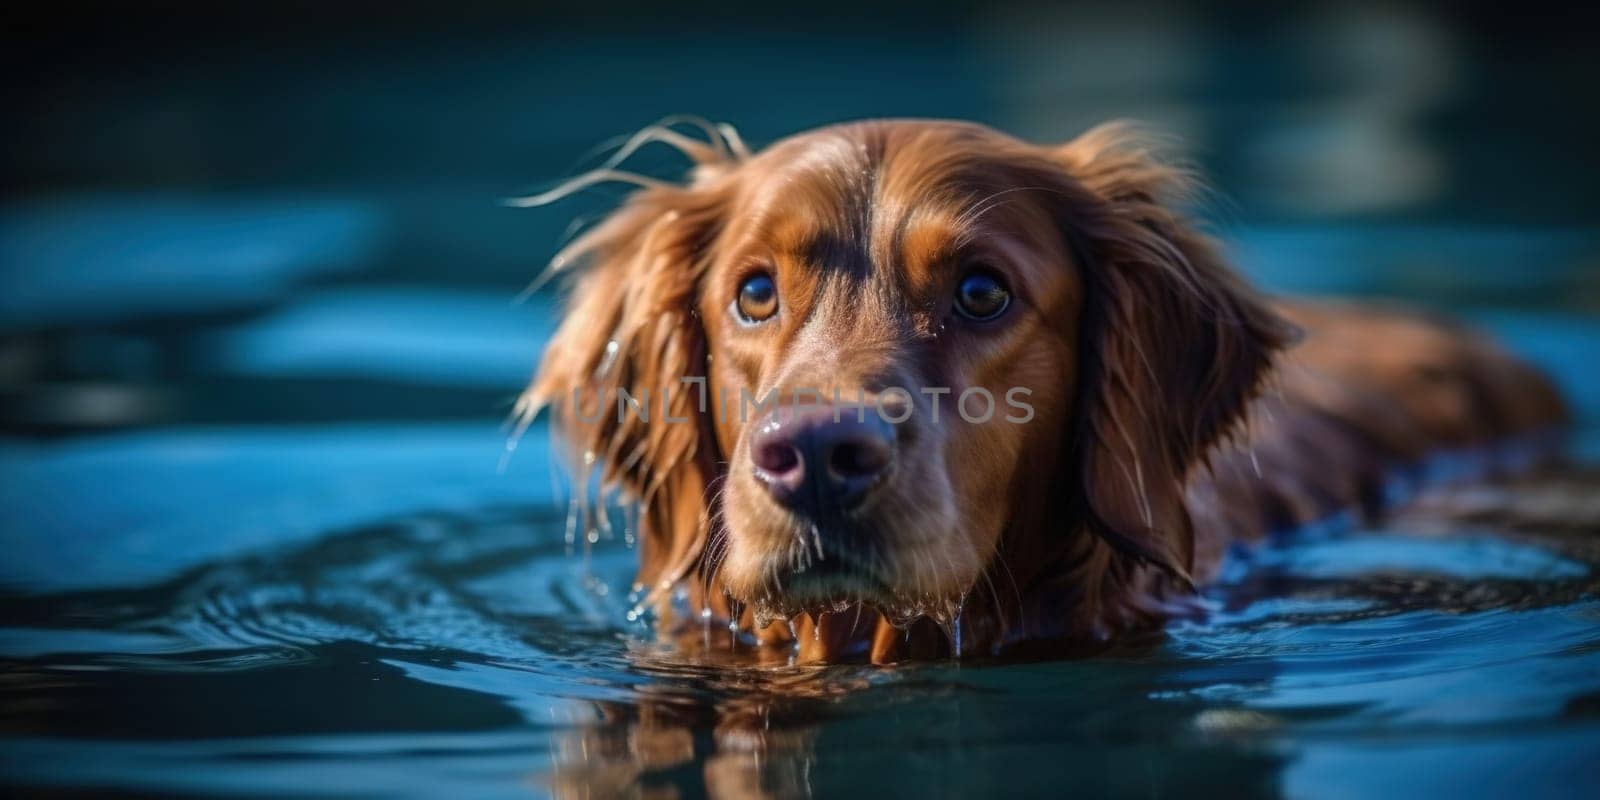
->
[[751, 404, 894, 512]]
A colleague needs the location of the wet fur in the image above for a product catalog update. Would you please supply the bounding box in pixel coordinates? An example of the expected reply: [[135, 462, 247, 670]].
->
[[521, 118, 1568, 663]]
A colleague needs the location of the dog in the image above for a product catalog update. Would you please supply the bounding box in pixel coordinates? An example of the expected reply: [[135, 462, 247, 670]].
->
[[519, 119, 1568, 664]]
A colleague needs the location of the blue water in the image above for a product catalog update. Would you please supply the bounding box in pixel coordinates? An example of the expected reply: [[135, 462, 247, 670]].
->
[[2, 313, 1599, 797], [5, 6, 1600, 796]]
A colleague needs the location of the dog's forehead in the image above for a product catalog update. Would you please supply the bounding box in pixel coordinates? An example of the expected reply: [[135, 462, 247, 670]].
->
[[739, 124, 1042, 279]]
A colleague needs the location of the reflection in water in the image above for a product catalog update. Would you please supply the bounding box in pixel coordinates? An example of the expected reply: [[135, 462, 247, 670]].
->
[[542, 667, 837, 798]]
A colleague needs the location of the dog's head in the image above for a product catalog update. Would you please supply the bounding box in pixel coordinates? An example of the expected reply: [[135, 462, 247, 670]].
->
[[526, 120, 1290, 652]]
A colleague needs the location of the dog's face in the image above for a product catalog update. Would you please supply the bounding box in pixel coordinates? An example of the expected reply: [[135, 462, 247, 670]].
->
[[697, 125, 1080, 621], [528, 119, 1289, 649]]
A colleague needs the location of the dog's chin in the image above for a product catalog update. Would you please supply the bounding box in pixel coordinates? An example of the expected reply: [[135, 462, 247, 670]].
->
[[720, 480, 980, 629], [726, 538, 978, 633], [769, 553, 893, 611], [724, 543, 887, 619]]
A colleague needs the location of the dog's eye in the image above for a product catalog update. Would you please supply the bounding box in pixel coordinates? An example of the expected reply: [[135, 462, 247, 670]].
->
[[735, 272, 779, 323], [954, 270, 1011, 322]]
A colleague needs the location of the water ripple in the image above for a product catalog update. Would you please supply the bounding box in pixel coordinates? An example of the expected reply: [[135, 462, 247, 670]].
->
[[1, 491, 1598, 797]]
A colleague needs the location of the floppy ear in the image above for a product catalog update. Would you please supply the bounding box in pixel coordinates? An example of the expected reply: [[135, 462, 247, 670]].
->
[[1052, 123, 1295, 582], [522, 179, 730, 592]]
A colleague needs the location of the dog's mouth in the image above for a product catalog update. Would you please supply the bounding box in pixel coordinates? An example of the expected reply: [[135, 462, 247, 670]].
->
[[743, 536, 968, 634], [734, 536, 887, 625], [771, 540, 889, 601], [722, 466, 975, 635]]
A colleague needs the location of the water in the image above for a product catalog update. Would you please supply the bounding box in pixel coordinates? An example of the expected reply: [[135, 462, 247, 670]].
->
[[5, 5, 1600, 797], [2, 404, 1599, 796]]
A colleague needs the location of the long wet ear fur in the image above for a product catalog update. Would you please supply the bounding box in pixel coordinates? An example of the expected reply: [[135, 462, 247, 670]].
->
[[519, 155, 735, 598], [1051, 123, 1296, 583]]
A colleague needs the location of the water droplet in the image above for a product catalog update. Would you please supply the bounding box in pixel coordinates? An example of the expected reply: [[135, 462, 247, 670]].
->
[[597, 339, 621, 377], [726, 597, 744, 647], [753, 606, 778, 631]]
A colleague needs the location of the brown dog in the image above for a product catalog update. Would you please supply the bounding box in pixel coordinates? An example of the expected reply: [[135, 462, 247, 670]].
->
[[520, 119, 1567, 664]]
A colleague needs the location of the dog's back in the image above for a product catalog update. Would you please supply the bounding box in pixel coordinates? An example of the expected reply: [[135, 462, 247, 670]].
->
[[1187, 301, 1570, 580]]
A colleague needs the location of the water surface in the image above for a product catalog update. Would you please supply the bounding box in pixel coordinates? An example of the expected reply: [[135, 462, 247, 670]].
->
[[2, 394, 1599, 797]]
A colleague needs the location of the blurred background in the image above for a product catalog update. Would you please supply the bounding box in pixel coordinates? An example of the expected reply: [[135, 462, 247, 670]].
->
[[4, 0, 1598, 436]]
